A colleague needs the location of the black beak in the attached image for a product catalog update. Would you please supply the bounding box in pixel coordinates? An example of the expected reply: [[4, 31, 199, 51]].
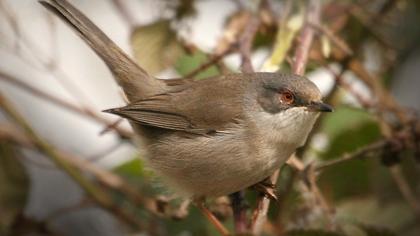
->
[[306, 101, 333, 112]]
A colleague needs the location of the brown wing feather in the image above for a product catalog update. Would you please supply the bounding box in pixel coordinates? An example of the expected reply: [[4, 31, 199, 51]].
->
[[105, 75, 249, 134]]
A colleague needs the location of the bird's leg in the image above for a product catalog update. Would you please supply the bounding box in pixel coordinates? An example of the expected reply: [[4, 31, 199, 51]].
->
[[229, 191, 248, 233], [194, 197, 230, 236], [254, 177, 278, 201]]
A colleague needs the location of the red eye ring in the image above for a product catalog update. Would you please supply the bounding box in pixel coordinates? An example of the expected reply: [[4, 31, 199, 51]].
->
[[280, 91, 294, 104]]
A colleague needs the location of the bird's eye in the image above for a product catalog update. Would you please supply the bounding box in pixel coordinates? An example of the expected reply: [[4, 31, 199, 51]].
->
[[279, 91, 294, 104]]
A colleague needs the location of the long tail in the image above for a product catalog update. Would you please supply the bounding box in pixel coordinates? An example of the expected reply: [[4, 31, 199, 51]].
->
[[39, 0, 164, 101]]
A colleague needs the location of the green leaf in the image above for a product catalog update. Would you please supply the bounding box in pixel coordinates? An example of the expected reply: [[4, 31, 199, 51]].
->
[[0, 143, 29, 235], [174, 51, 220, 79], [112, 157, 155, 181], [113, 157, 143, 176], [318, 107, 382, 200], [130, 20, 184, 74], [320, 107, 377, 140]]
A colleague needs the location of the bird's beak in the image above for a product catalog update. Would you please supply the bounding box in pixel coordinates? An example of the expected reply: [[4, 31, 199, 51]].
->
[[306, 101, 333, 112]]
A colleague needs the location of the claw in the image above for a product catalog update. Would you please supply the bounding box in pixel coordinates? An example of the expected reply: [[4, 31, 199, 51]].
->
[[254, 180, 278, 201]]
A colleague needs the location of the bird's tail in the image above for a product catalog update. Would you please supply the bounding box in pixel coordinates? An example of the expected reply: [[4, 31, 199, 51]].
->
[[39, 0, 164, 101]]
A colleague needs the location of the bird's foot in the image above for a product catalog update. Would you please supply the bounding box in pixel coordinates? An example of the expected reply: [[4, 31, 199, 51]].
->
[[254, 179, 278, 201]]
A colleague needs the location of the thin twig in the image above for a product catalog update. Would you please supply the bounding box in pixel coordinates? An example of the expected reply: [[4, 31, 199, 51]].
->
[[184, 45, 235, 79], [322, 63, 375, 108], [309, 22, 353, 56], [0, 70, 133, 139], [389, 165, 420, 216], [0, 0, 21, 51], [315, 139, 388, 172], [111, 0, 138, 28], [0, 92, 145, 229], [196, 201, 230, 236], [0, 122, 172, 217], [0, 0, 95, 107], [305, 165, 336, 230]]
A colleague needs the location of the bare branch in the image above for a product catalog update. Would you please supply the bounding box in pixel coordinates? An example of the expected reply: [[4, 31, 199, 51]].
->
[[184, 45, 235, 79], [111, 0, 138, 28], [315, 139, 388, 172], [292, 0, 321, 76], [0, 92, 145, 229], [238, 15, 260, 73], [0, 70, 133, 139], [251, 1, 322, 233]]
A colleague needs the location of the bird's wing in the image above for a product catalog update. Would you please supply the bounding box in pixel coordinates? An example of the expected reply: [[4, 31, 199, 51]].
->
[[105, 76, 247, 134]]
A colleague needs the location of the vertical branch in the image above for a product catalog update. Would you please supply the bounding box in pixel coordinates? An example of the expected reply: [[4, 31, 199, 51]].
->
[[238, 15, 260, 73], [292, 0, 321, 76], [250, 170, 279, 234], [250, 0, 322, 234]]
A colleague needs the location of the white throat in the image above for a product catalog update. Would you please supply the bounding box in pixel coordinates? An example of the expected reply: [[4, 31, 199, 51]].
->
[[253, 107, 319, 148]]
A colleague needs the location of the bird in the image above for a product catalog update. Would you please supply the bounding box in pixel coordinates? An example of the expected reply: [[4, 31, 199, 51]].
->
[[39, 0, 332, 199]]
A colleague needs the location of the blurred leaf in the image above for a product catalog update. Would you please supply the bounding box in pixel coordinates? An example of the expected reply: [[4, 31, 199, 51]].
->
[[318, 107, 381, 200], [113, 157, 144, 177], [262, 6, 304, 71], [357, 224, 397, 236], [113, 157, 156, 183], [321, 35, 331, 58], [320, 107, 377, 139], [112, 157, 165, 197], [337, 198, 415, 235], [174, 51, 220, 79], [0, 143, 29, 235], [285, 229, 346, 236], [131, 20, 184, 74]]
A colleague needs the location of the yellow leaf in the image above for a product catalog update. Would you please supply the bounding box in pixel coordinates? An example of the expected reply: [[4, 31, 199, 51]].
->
[[130, 20, 184, 74]]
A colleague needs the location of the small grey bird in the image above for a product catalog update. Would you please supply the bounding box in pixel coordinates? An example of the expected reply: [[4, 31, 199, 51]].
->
[[40, 0, 332, 198]]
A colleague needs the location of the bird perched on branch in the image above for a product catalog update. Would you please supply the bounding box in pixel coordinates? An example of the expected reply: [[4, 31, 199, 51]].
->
[[40, 0, 332, 198]]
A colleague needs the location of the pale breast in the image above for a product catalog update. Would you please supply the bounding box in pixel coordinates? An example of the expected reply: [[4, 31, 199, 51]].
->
[[145, 126, 284, 197], [143, 108, 318, 198]]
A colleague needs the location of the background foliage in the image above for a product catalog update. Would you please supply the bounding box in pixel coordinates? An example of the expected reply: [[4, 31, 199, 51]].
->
[[0, 0, 419, 235]]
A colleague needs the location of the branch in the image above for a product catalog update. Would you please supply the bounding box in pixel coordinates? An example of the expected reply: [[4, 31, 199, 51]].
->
[[292, 0, 321, 75], [184, 45, 235, 79], [111, 0, 138, 28], [250, 170, 279, 234], [0, 122, 185, 220], [0, 0, 95, 106], [304, 165, 336, 230], [0, 70, 133, 139], [251, 0, 322, 233], [0, 92, 145, 229], [315, 139, 388, 172], [238, 14, 260, 73]]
